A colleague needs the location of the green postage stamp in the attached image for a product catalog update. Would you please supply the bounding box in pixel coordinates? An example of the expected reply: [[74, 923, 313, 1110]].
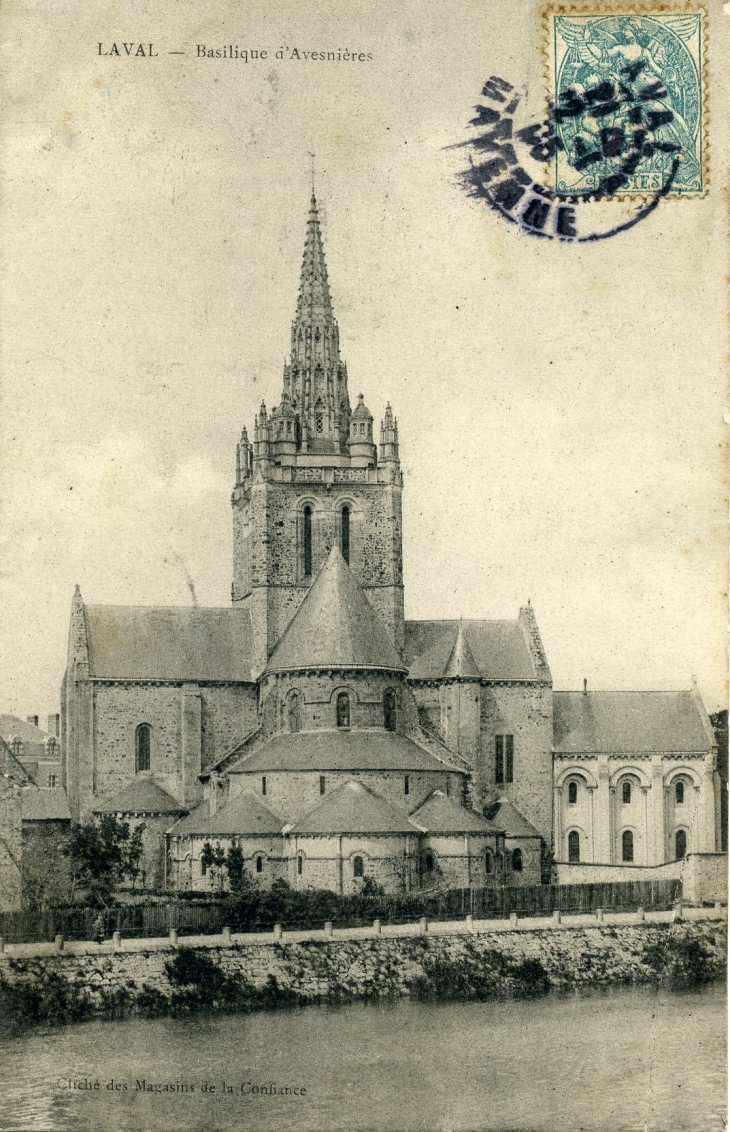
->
[[544, 8, 706, 197]]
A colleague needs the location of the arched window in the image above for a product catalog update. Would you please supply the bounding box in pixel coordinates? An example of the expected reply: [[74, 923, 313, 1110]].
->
[[485, 850, 492, 874], [319, 775, 326, 795], [424, 851, 435, 874], [404, 774, 410, 796], [568, 781, 578, 804], [261, 776, 267, 796], [297, 855, 303, 876], [353, 855, 364, 878], [303, 506, 313, 577], [622, 830, 634, 862], [568, 830, 580, 863], [675, 781, 685, 804], [341, 506, 350, 564], [675, 829, 687, 859], [255, 855, 263, 874], [336, 692, 350, 729], [383, 689, 397, 732], [288, 691, 302, 734], [512, 848, 523, 872], [622, 781, 631, 804], [135, 724, 151, 773]]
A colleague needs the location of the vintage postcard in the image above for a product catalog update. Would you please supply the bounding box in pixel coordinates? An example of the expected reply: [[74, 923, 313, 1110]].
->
[[0, 0, 726, 1129]]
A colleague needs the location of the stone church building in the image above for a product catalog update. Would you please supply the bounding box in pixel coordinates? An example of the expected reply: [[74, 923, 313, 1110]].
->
[[61, 196, 722, 895]]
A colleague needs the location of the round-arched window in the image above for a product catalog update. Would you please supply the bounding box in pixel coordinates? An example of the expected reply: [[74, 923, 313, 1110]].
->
[[383, 690, 397, 732], [303, 506, 313, 577], [353, 855, 364, 878], [512, 848, 523, 872], [288, 691, 302, 734], [622, 829, 634, 862], [675, 781, 685, 805], [424, 851, 435, 874], [336, 692, 351, 729], [135, 724, 151, 773], [485, 850, 492, 875], [568, 830, 580, 863], [341, 506, 350, 564], [622, 781, 632, 804], [675, 829, 687, 859], [568, 781, 578, 804]]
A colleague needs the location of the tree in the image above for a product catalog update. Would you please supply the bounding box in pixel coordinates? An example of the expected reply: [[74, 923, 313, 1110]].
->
[[63, 815, 147, 907], [200, 840, 227, 892], [225, 843, 245, 893]]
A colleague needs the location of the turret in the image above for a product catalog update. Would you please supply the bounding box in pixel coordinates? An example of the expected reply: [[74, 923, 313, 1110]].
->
[[379, 403, 400, 465], [235, 425, 251, 485], [270, 394, 298, 460], [253, 402, 271, 466], [348, 393, 376, 466]]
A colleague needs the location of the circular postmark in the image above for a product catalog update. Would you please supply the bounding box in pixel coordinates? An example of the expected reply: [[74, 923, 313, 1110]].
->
[[450, 66, 686, 242]]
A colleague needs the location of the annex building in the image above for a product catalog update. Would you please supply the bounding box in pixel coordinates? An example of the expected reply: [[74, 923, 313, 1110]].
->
[[60, 196, 722, 896]]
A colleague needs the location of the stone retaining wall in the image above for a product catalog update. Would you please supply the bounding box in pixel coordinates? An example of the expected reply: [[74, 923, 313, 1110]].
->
[[0, 918, 725, 1020]]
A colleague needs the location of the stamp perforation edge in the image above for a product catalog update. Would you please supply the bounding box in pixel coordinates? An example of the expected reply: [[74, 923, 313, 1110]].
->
[[540, 1, 709, 202]]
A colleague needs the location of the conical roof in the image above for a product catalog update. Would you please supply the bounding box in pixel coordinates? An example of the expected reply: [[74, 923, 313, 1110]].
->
[[443, 624, 481, 678], [265, 546, 405, 674], [93, 778, 185, 815], [295, 194, 334, 325], [290, 780, 423, 835], [411, 790, 501, 834], [169, 791, 283, 837]]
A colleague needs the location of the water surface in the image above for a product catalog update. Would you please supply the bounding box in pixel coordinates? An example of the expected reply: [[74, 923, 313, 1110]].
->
[[0, 984, 725, 1131]]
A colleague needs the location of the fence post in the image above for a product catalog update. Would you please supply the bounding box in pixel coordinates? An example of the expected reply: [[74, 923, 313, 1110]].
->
[[221, 926, 232, 946], [373, 919, 382, 935], [112, 930, 122, 951], [636, 906, 645, 923], [55, 933, 64, 952], [273, 923, 283, 941], [595, 908, 604, 924], [324, 921, 333, 938], [465, 914, 474, 933], [0, 936, 4, 954], [673, 903, 683, 923], [509, 911, 518, 927], [552, 910, 561, 926], [419, 916, 428, 934], [168, 928, 178, 946]]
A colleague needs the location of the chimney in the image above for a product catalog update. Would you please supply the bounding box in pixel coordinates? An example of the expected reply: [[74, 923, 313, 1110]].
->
[[47, 713, 60, 737], [583, 679, 588, 696], [26, 715, 39, 727]]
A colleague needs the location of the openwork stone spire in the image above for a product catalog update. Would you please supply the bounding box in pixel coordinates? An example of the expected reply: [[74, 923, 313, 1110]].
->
[[280, 195, 351, 454]]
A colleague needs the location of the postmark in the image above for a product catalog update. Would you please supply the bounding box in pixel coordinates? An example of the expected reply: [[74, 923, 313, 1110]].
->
[[544, 7, 707, 197]]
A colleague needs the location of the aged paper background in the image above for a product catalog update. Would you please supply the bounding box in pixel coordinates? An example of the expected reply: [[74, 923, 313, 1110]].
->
[[1, 0, 727, 719], [0, 0, 727, 1128]]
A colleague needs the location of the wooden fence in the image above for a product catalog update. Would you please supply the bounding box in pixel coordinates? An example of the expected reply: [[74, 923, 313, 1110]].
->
[[0, 878, 682, 944]]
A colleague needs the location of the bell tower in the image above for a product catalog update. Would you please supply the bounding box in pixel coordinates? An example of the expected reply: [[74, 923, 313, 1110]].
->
[[232, 195, 404, 675]]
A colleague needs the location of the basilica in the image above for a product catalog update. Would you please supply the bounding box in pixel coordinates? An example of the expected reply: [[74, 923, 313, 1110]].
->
[[60, 195, 722, 895]]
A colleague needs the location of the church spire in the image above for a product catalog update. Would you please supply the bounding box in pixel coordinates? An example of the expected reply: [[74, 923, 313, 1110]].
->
[[280, 194, 351, 454]]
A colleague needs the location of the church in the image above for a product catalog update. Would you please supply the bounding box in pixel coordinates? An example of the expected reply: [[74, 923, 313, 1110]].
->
[[60, 195, 722, 896]]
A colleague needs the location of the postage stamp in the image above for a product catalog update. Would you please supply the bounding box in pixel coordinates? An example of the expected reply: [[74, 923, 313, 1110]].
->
[[544, 7, 707, 197]]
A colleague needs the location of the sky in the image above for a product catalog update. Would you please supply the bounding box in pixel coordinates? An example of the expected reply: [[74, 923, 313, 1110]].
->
[[1, 0, 727, 720]]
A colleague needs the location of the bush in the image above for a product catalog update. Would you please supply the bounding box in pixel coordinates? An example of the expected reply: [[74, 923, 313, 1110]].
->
[[0, 971, 91, 1026], [644, 933, 719, 988]]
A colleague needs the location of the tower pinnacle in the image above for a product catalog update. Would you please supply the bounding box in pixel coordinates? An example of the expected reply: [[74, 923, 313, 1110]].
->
[[279, 195, 351, 454]]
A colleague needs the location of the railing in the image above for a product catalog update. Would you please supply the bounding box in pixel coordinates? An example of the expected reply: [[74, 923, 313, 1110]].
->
[[0, 879, 683, 945]]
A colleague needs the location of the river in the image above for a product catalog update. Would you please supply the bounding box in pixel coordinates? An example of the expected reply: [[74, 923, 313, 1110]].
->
[[0, 983, 725, 1132]]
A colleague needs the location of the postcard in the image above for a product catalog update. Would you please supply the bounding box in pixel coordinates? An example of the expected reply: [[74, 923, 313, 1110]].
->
[[0, 0, 726, 1129]]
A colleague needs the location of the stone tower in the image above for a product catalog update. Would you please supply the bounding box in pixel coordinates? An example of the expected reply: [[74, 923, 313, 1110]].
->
[[232, 196, 404, 674]]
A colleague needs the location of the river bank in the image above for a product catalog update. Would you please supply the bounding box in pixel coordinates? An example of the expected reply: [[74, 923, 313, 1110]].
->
[[0, 916, 725, 1026]]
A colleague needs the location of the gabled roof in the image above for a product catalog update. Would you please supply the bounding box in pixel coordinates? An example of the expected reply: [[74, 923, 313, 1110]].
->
[[0, 736, 30, 789], [553, 690, 711, 754], [84, 605, 253, 682], [0, 715, 54, 745], [483, 796, 541, 839], [265, 546, 405, 674], [411, 790, 501, 834], [229, 730, 465, 774], [93, 777, 186, 815], [169, 791, 283, 838], [290, 780, 423, 835], [21, 787, 71, 822], [405, 619, 539, 682]]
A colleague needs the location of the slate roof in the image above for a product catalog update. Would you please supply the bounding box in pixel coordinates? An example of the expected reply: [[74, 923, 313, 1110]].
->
[[0, 715, 56, 768], [411, 790, 501, 834], [21, 787, 71, 821], [405, 620, 537, 682], [93, 778, 186, 814], [290, 780, 423, 835], [229, 731, 465, 774], [483, 796, 541, 839], [169, 792, 283, 838], [84, 606, 253, 682], [553, 690, 712, 754], [0, 736, 30, 788], [265, 547, 405, 674]]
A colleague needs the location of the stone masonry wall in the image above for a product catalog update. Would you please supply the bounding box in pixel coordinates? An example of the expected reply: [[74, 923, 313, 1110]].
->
[[478, 685, 553, 842], [1, 920, 724, 1019]]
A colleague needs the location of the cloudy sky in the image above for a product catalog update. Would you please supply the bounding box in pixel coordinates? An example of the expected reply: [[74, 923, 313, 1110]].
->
[[1, 0, 727, 720]]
